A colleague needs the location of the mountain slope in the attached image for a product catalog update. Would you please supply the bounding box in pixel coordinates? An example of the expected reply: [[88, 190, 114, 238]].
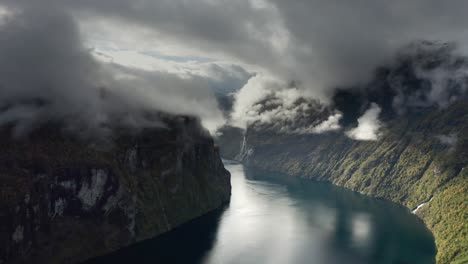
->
[[218, 100, 467, 263]]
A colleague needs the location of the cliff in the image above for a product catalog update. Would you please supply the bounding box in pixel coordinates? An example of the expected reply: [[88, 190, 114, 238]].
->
[[218, 100, 467, 264], [0, 116, 231, 264]]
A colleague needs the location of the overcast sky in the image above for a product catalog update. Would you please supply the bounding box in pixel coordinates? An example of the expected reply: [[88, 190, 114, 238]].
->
[[0, 0, 467, 137]]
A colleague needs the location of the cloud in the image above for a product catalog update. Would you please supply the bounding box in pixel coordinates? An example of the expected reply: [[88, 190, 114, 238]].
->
[[6, 1, 468, 94], [1, 0, 467, 139], [268, 0, 468, 98], [44, 0, 290, 82], [55, 0, 468, 101], [390, 42, 468, 112], [332, 41, 468, 130], [0, 2, 249, 136], [0, 4, 110, 136], [302, 112, 342, 134], [61, 0, 468, 133], [435, 134, 458, 151], [230, 75, 341, 134], [107, 64, 229, 133], [230, 75, 278, 128], [346, 103, 382, 141]]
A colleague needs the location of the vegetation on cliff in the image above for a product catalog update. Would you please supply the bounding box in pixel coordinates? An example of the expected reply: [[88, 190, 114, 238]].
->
[[219, 100, 467, 263], [0, 116, 231, 264]]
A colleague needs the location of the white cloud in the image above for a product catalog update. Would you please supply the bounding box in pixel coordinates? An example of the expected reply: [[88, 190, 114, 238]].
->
[[346, 103, 382, 141], [281, 111, 342, 134], [0, 4, 241, 136], [435, 134, 458, 151], [107, 65, 228, 134], [230, 75, 282, 129], [230, 74, 341, 134], [0, 5, 12, 21], [1, 0, 467, 139], [301, 112, 342, 134]]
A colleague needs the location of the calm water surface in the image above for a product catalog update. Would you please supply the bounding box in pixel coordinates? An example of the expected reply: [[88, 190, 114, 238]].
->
[[89, 161, 436, 264]]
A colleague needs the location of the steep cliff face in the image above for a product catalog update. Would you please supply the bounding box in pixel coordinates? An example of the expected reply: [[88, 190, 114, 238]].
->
[[218, 100, 467, 264], [0, 116, 231, 264]]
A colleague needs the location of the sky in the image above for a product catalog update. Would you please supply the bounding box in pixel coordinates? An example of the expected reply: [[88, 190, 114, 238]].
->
[[0, 0, 467, 139]]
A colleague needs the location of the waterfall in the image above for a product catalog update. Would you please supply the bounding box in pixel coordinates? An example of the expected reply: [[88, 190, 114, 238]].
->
[[412, 197, 434, 214], [235, 132, 253, 162]]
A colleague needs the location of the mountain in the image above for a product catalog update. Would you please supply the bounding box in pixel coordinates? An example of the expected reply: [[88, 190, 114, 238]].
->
[[219, 100, 467, 264], [0, 115, 231, 264], [217, 42, 468, 264]]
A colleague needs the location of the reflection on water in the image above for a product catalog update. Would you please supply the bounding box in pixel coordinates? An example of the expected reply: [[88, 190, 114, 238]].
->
[[88, 161, 435, 264]]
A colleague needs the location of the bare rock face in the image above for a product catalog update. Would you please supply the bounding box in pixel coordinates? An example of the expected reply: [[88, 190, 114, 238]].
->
[[0, 116, 231, 264]]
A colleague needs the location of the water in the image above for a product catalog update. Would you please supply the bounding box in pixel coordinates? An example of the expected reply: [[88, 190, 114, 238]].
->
[[88, 161, 436, 264]]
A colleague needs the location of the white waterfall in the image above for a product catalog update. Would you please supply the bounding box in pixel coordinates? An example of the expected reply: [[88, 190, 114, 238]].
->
[[235, 133, 253, 161], [412, 197, 434, 214]]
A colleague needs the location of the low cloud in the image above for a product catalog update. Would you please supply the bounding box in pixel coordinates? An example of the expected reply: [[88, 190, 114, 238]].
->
[[230, 75, 341, 134], [0, 5, 110, 136], [1, 0, 467, 140], [391, 42, 468, 113], [303, 112, 342, 134], [230, 75, 287, 129], [107, 64, 227, 133], [435, 134, 458, 151], [0, 3, 237, 137], [332, 41, 468, 129], [346, 103, 382, 141]]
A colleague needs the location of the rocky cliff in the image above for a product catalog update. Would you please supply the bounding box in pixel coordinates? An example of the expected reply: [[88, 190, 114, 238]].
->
[[0, 115, 231, 264], [218, 100, 467, 264]]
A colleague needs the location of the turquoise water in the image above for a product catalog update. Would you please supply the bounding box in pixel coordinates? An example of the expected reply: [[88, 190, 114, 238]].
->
[[89, 161, 436, 264]]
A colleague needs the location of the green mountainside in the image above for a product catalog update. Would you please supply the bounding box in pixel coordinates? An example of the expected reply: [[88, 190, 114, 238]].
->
[[218, 100, 467, 263]]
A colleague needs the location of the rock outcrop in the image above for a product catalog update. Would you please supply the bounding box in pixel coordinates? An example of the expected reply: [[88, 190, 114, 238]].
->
[[0, 116, 231, 264]]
